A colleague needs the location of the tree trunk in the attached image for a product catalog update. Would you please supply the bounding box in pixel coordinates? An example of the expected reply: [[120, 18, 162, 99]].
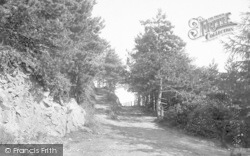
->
[[141, 95, 145, 106], [160, 104, 164, 118], [157, 76, 163, 120], [154, 91, 157, 112], [150, 92, 154, 111], [145, 94, 149, 106], [144, 95, 146, 106], [137, 94, 141, 106]]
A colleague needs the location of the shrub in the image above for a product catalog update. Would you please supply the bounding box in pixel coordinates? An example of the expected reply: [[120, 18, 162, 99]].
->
[[186, 99, 239, 146], [50, 73, 71, 104], [163, 95, 243, 146], [164, 105, 187, 127], [163, 100, 197, 127], [186, 103, 220, 138], [0, 45, 22, 74]]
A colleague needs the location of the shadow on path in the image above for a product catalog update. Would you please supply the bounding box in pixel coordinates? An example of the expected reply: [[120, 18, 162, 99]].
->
[[96, 106, 230, 156], [64, 91, 231, 156]]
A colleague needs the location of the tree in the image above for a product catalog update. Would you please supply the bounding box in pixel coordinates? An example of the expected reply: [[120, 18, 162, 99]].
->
[[128, 10, 187, 119], [97, 48, 126, 92], [0, 0, 108, 104], [222, 11, 250, 147]]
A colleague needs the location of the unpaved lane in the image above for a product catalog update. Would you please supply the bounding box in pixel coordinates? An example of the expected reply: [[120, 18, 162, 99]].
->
[[64, 104, 230, 156]]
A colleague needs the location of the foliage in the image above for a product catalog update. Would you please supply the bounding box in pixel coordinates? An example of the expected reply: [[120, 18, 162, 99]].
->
[[186, 99, 236, 138], [0, 0, 108, 105], [128, 9, 187, 92], [221, 11, 250, 147], [0, 45, 21, 74], [127, 9, 250, 147], [1, 0, 250, 148], [97, 48, 126, 92], [127, 10, 189, 119]]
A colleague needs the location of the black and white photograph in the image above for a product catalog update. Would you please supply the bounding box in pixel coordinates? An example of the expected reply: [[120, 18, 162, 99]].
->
[[0, 0, 249, 155]]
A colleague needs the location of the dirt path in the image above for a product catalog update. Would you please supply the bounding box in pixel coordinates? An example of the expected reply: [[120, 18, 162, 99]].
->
[[63, 95, 231, 156]]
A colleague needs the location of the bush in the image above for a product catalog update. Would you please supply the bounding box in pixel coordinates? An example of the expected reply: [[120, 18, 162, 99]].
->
[[50, 73, 71, 103], [0, 45, 22, 74], [163, 96, 243, 147], [186, 99, 240, 146], [106, 91, 121, 106], [239, 117, 250, 147], [163, 101, 197, 127], [164, 105, 188, 127]]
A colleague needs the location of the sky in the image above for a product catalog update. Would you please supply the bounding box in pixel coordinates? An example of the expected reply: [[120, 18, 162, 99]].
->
[[92, 0, 250, 72]]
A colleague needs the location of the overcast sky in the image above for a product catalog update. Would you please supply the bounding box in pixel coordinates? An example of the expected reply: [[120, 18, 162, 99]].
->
[[93, 0, 249, 72]]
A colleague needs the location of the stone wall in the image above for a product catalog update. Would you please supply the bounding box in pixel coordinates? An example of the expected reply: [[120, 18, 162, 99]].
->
[[0, 70, 86, 142]]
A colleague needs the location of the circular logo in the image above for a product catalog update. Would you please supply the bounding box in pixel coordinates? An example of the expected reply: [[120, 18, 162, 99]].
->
[[5, 148, 11, 153]]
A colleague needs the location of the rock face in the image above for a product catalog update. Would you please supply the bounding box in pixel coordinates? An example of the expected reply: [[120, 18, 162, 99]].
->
[[0, 70, 86, 141]]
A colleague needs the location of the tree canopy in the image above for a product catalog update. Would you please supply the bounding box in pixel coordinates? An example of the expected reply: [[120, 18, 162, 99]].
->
[[127, 10, 190, 118], [127, 9, 250, 148], [0, 0, 108, 104]]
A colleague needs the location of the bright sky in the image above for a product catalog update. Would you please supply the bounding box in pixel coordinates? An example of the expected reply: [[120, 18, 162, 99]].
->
[[93, 0, 249, 72]]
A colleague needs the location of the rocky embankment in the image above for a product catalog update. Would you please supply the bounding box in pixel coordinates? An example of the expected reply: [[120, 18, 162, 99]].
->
[[0, 70, 86, 143]]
